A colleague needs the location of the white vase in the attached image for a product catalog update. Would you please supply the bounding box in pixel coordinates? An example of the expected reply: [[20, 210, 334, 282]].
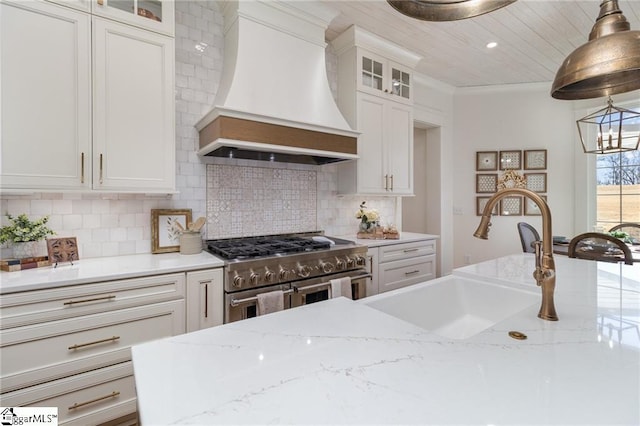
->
[[12, 241, 46, 259]]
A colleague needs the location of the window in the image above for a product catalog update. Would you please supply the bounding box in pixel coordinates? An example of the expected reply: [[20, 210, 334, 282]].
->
[[596, 150, 640, 230]]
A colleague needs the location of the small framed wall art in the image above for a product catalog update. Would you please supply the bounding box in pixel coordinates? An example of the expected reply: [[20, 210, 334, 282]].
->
[[476, 151, 498, 171], [525, 195, 548, 216], [476, 173, 498, 193], [46, 237, 79, 266], [524, 172, 547, 193], [524, 149, 547, 170], [151, 209, 192, 254], [476, 196, 499, 216], [500, 196, 522, 216], [499, 150, 522, 170]]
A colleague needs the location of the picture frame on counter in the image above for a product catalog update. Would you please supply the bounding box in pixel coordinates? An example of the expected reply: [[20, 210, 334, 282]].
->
[[525, 195, 547, 216], [47, 237, 79, 266], [499, 150, 522, 170], [500, 196, 522, 216], [151, 209, 192, 254], [524, 149, 547, 170], [476, 196, 499, 216], [476, 173, 498, 193], [476, 151, 498, 171]]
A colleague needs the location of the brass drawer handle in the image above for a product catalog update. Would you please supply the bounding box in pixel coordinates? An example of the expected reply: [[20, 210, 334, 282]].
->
[[69, 391, 119, 410], [204, 283, 209, 319], [99, 153, 104, 184], [403, 248, 419, 253], [64, 295, 116, 305], [68, 335, 120, 350], [404, 270, 420, 275]]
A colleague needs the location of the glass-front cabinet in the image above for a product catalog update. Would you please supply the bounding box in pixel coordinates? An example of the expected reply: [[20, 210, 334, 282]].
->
[[92, 0, 174, 35], [358, 50, 412, 102]]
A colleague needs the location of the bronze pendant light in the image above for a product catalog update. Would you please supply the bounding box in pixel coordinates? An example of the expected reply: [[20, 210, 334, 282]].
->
[[551, 0, 640, 100], [386, 0, 516, 22]]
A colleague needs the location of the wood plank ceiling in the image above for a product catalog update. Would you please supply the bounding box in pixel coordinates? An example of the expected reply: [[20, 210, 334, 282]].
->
[[324, 0, 640, 88]]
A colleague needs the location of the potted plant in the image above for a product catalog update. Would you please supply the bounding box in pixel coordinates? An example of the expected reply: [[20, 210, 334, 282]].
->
[[0, 213, 56, 259]]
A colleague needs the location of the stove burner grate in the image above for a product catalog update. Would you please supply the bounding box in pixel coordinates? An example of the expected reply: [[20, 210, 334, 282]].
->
[[206, 236, 331, 260]]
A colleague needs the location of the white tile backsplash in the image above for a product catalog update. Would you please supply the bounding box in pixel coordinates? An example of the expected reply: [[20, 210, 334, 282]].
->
[[0, 1, 398, 259]]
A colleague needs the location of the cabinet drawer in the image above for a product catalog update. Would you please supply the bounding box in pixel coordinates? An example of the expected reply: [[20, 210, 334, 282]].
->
[[379, 240, 436, 263], [379, 254, 436, 293], [1, 273, 185, 329], [1, 362, 136, 426], [1, 300, 184, 393]]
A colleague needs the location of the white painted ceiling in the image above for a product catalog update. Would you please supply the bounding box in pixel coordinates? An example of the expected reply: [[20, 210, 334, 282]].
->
[[323, 0, 640, 88]]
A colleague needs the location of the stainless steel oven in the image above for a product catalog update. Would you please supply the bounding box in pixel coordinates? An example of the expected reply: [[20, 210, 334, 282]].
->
[[226, 283, 292, 323], [205, 233, 368, 324], [290, 269, 369, 308]]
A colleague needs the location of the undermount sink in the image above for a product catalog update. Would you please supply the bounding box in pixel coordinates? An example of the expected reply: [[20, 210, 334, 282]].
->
[[363, 276, 539, 340]]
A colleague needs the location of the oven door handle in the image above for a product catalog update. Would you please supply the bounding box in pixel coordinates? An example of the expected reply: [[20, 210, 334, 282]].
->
[[293, 273, 372, 293], [230, 289, 293, 307]]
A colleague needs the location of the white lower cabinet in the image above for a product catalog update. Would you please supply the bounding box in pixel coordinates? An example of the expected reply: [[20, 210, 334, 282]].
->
[[186, 269, 224, 332], [0, 272, 188, 425], [367, 239, 437, 295]]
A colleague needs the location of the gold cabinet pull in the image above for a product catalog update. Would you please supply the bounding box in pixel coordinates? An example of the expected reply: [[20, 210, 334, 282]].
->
[[204, 283, 209, 319], [64, 295, 115, 306], [403, 248, 419, 253], [384, 174, 389, 190], [68, 335, 120, 351], [99, 153, 104, 184], [390, 174, 394, 191], [69, 391, 119, 410], [404, 270, 420, 275], [80, 152, 85, 184]]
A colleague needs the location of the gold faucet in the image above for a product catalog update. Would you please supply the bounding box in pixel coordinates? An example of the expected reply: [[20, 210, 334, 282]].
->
[[473, 188, 558, 321]]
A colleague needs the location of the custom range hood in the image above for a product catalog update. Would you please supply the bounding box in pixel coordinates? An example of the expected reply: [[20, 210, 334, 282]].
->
[[195, 1, 358, 165]]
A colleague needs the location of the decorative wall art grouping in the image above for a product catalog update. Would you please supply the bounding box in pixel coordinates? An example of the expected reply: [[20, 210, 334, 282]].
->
[[475, 149, 548, 216]]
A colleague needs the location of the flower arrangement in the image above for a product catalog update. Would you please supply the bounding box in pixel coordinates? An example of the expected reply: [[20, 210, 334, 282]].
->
[[0, 213, 56, 244], [355, 201, 380, 232]]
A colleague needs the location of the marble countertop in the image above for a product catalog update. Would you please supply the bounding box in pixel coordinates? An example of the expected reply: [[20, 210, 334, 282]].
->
[[335, 231, 439, 248], [0, 251, 224, 294], [132, 254, 639, 425]]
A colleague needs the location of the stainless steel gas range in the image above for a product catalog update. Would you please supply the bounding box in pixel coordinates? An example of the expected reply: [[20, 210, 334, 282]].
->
[[205, 233, 369, 323]]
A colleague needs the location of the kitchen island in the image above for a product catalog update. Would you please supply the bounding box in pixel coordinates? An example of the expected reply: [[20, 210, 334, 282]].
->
[[132, 254, 639, 425]]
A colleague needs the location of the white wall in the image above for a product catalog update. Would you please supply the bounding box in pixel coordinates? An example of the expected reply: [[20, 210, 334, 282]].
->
[[452, 83, 577, 267]]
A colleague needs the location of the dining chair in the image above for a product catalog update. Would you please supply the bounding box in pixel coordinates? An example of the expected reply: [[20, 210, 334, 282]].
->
[[568, 232, 633, 265], [517, 222, 540, 253]]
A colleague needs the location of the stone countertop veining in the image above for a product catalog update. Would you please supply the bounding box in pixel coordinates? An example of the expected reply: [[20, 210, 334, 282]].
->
[[0, 251, 225, 294], [335, 231, 439, 248], [132, 254, 639, 425]]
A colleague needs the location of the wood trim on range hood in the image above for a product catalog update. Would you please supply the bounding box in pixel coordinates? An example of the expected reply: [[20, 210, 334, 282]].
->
[[197, 114, 359, 165]]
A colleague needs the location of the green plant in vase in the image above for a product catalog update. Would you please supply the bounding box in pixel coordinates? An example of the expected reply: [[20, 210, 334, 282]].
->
[[0, 213, 56, 259]]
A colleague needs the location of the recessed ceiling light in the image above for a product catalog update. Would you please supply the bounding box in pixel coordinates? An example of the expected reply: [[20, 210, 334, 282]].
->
[[486, 41, 498, 49]]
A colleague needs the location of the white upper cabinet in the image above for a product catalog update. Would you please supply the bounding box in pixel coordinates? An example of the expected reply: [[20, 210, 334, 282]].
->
[[92, 17, 175, 191], [0, 1, 92, 191], [332, 25, 420, 196], [358, 49, 413, 103], [91, 0, 174, 36], [44, 0, 174, 35], [1, 0, 175, 193]]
